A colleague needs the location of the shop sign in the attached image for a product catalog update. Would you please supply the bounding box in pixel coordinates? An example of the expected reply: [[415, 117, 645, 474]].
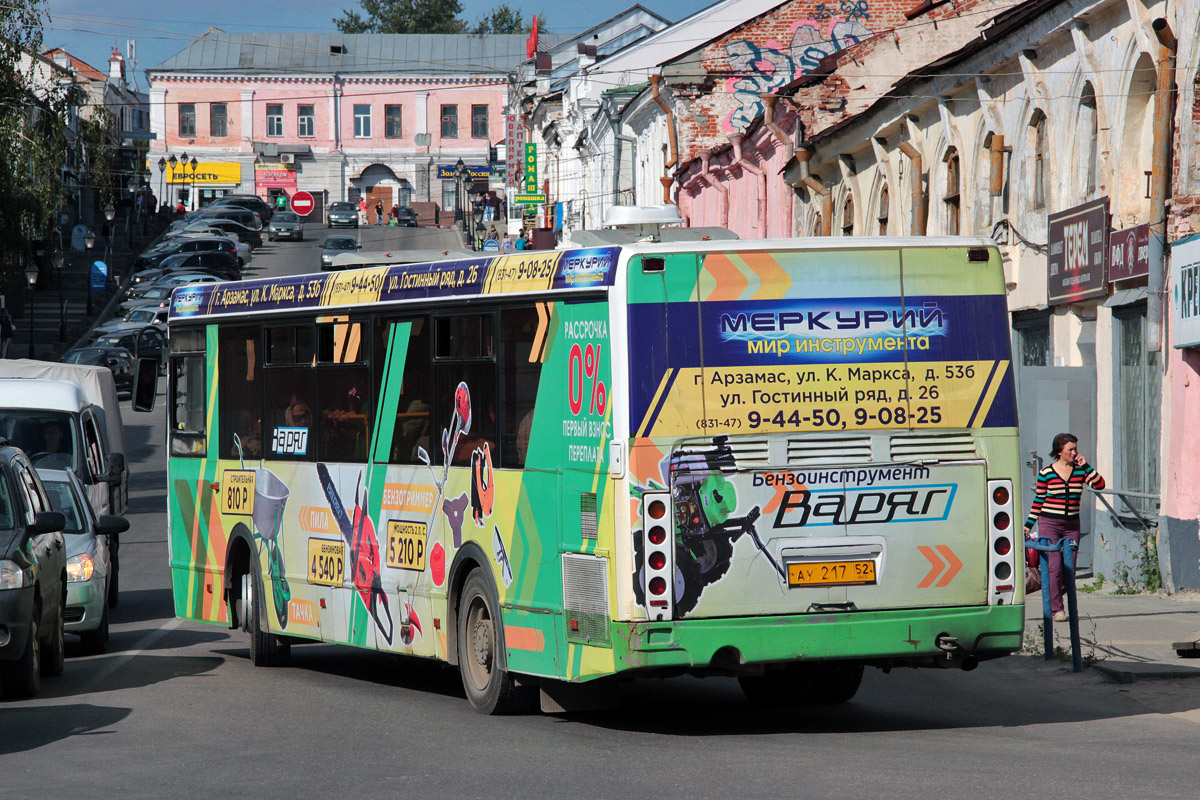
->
[[255, 163, 297, 189], [167, 161, 241, 185], [1171, 233, 1200, 349], [1109, 223, 1151, 282], [505, 115, 525, 188], [524, 143, 538, 194], [1047, 197, 1109, 305], [436, 164, 490, 180]]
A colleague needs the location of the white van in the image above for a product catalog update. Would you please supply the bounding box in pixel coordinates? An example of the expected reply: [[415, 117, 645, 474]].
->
[[0, 369, 127, 517]]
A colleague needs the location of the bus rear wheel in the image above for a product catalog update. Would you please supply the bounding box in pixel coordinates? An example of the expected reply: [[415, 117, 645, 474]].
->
[[739, 662, 864, 707], [457, 570, 534, 715]]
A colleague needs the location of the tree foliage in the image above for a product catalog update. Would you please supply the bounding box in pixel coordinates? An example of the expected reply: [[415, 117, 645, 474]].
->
[[334, 0, 542, 35], [0, 0, 80, 280]]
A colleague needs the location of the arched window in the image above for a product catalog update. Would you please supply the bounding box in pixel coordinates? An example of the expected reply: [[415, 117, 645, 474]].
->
[[841, 192, 855, 236], [1029, 110, 1048, 210], [943, 148, 961, 235], [1118, 55, 1156, 225], [1080, 83, 1099, 197], [810, 211, 823, 237], [878, 183, 889, 235]]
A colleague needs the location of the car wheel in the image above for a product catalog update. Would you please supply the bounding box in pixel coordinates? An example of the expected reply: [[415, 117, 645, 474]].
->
[[41, 600, 65, 677], [457, 569, 535, 714], [0, 612, 40, 698], [108, 542, 119, 608], [80, 602, 109, 655]]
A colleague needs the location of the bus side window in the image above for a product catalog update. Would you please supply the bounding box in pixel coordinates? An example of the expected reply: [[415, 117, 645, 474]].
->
[[434, 314, 496, 466], [265, 324, 315, 461], [170, 354, 208, 457], [373, 316, 431, 465], [218, 325, 263, 461], [317, 321, 370, 463], [500, 306, 545, 469]]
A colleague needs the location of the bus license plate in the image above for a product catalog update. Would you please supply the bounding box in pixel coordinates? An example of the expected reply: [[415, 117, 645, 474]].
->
[[787, 560, 877, 587]]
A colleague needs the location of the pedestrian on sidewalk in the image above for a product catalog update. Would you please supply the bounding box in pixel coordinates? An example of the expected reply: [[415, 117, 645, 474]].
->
[[1023, 432, 1106, 622], [0, 304, 13, 358], [375, 200, 384, 226]]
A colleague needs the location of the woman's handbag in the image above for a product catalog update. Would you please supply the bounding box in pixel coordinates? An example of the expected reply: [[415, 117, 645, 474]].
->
[[1025, 539, 1042, 594]]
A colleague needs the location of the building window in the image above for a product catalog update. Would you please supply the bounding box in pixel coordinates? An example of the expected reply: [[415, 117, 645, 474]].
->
[[944, 147, 961, 235], [267, 104, 283, 137], [1012, 311, 1051, 367], [878, 184, 889, 236], [1030, 110, 1048, 210], [471, 104, 488, 138], [1080, 83, 1099, 197], [840, 192, 854, 236], [441, 104, 458, 138], [385, 105, 402, 138], [298, 105, 315, 138], [1115, 303, 1161, 512], [354, 104, 371, 138], [810, 212, 822, 237], [179, 103, 195, 137], [441, 180, 457, 213], [210, 103, 227, 137]]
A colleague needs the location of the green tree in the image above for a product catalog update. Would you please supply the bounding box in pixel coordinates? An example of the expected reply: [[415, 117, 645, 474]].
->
[[471, 4, 543, 34], [334, 0, 466, 34], [0, 0, 79, 280]]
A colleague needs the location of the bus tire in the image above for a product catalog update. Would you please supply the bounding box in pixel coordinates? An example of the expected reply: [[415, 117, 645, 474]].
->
[[457, 569, 534, 715], [808, 663, 864, 705], [247, 558, 290, 668], [738, 664, 811, 707]]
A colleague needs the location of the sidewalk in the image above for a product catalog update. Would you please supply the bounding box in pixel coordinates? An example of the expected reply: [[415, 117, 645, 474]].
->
[[1025, 582, 1200, 683]]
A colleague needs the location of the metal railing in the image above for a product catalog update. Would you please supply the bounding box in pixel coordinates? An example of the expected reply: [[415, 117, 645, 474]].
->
[[1026, 536, 1083, 672], [1090, 487, 1159, 533]]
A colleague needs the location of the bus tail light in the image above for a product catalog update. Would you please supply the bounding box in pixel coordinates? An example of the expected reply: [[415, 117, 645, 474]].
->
[[641, 492, 674, 620], [987, 479, 1016, 606]]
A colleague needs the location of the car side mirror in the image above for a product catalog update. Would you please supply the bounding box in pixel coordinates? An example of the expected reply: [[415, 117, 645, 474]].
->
[[132, 358, 158, 412], [96, 515, 130, 538], [32, 511, 66, 535]]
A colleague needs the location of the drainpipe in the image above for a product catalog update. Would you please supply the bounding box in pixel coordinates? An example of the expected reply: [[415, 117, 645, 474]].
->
[[801, 176, 832, 236], [761, 94, 796, 236], [650, 74, 678, 169], [1148, 18, 1177, 353], [730, 134, 767, 238], [659, 176, 675, 205], [699, 151, 729, 228], [898, 141, 926, 235]]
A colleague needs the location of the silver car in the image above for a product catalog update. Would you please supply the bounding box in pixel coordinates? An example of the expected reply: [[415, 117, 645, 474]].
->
[[37, 469, 128, 654], [320, 235, 360, 269], [268, 211, 305, 242]]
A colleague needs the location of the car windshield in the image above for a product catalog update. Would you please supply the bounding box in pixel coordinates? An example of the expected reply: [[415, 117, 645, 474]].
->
[[65, 349, 107, 366], [40, 479, 84, 533], [129, 310, 156, 323], [274, 212, 298, 222], [0, 411, 78, 472], [330, 203, 353, 211], [324, 238, 356, 250]]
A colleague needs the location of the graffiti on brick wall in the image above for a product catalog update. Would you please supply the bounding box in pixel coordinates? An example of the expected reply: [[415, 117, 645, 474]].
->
[[721, 1, 874, 133]]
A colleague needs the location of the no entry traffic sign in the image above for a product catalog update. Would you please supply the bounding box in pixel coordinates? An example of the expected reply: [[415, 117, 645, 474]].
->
[[290, 191, 315, 216]]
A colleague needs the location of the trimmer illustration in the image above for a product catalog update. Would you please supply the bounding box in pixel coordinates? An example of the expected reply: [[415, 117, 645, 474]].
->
[[635, 435, 784, 616], [317, 463, 394, 645], [235, 433, 291, 628]]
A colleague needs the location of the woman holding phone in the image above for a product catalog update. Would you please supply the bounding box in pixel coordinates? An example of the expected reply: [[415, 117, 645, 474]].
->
[[1023, 432, 1106, 621]]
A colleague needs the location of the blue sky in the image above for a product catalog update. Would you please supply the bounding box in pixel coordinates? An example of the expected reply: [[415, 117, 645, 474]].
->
[[41, 0, 713, 81]]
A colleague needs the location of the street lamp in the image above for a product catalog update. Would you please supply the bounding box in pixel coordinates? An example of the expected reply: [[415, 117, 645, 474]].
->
[[168, 153, 178, 210], [454, 158, 466, 226], [158, 156, 166, 216], [189, 156, 198, 211], [23, 258, 38, 358], [180, 152, 189, 211], [52, 251, 65, 342], [472, 197, 485, 251], [84, 227, 97, 315]]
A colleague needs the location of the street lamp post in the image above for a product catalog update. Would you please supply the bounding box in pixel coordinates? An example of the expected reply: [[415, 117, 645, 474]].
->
[[189, 157, 198, 211], [53, 251, 65, 342], [158, 156, 166, 217], [472, 198, 485, 251], [168, 153, 178, 211], [454, 158, 466, 227], [23, 258, 38, 358], [84, 227, 97, 316]]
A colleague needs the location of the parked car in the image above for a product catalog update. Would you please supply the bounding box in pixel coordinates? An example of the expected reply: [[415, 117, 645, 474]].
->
[[37, 469, 127, 654], [60, 347, 136, 394], [133, 236, 238, 271], [320, 236, 360, 270], [128, 269, 226, 295], [92, 326, 166, 375], [157, 250, 240, 280], [394, 207, 418, 227], [0, 442, 66, 698], [168, 219, 262, 250], [268, 211, 305, 242], [170, 206, 262, 232], [209, 194, 274, 224], [327, 201, 358, 228], [118, 286, 173, 314]]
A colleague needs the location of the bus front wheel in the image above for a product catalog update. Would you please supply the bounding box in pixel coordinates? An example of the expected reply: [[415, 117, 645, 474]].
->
[[457, 570, 534, 715], [244, 563, 290, 668]]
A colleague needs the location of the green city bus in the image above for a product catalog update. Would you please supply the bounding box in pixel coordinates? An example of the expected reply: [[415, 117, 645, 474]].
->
[[148, 237, 1024, 713]]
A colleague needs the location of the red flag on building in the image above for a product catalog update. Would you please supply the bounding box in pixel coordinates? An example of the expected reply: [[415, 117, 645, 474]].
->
[[526, 16, 539, 60]]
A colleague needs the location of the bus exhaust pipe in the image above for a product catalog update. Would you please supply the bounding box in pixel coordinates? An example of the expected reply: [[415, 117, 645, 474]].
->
[[960, 654, 979, 672]]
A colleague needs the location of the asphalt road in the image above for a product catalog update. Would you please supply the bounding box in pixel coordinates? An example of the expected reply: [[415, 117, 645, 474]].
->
[[3, 225, 1199, 798]]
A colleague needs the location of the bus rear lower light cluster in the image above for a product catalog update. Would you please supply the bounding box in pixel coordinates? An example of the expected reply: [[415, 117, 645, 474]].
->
[[641, 492, 675, 620], [987, 479, 1016, 605]]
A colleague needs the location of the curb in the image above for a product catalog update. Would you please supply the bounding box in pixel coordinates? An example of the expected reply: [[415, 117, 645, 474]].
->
[[1094, 662, 1200, 684]]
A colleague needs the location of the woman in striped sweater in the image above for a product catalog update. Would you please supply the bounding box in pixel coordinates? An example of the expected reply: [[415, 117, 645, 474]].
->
[[1023, 432, 1106, 621]]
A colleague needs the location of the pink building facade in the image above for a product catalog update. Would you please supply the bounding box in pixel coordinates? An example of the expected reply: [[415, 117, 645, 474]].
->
[[147, 33, 526, 219]]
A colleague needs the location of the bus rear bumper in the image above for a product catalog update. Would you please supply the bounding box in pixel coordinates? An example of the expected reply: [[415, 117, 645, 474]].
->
[[615, 605, 1025, 674]]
